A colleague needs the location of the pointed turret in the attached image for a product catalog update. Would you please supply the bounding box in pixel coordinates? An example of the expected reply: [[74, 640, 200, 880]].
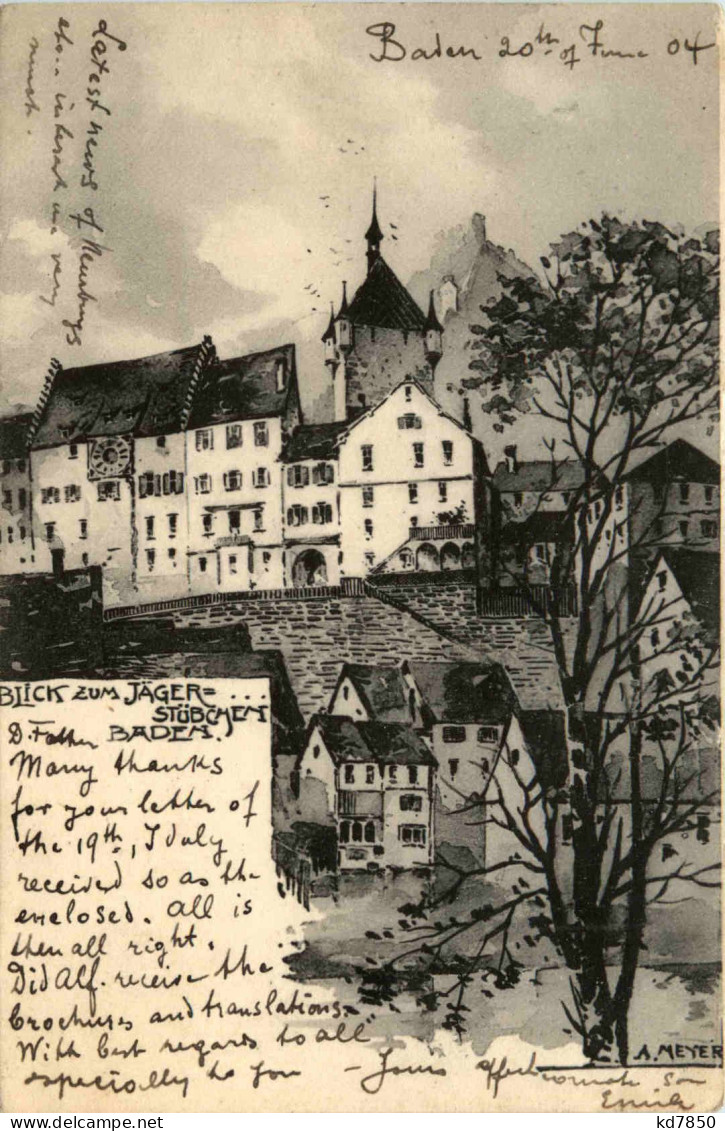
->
[[365, 184, 384, 274], [423, 290, 443, 369], [323, 304, 337, 365], [336, 281, 352, 352]]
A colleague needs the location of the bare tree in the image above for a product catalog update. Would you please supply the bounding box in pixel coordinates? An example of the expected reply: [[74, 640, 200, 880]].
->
[[358, 218, 720, 1064]]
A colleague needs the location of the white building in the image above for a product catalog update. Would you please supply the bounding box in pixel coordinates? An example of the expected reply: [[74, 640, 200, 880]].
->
[[0, 413, 35, 575], [296, 714, 436, 872]]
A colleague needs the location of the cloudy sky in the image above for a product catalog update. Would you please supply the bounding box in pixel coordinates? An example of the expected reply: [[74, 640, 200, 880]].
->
[[0, 3, 719, 416]]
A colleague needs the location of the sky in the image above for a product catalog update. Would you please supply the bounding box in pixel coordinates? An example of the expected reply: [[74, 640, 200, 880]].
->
[[0, 2, 719, 417]]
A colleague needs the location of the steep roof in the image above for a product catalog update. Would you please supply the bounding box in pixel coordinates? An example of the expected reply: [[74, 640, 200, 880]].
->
[[624, 439, 720, 486], [406, 660, 518, 725], [310, 714, 436, 766], [31, 343, 212, 449], [188, 343, 297, 428], [347, 256, 426, 331], [336, 663, 411, 723], [281, 421, 349, 463], [659, 548, 720, 638], [493, 459, 586, 494], [0, 413, 33, 460]]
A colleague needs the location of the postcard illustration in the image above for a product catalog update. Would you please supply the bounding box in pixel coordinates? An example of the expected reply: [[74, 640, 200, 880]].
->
[[0, 2, 721, 1113]]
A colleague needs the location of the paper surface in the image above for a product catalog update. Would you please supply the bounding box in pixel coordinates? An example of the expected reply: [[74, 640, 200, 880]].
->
[[0, 1, 722, 1113]]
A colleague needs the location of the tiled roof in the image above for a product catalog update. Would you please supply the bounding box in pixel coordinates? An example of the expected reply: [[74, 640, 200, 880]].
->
[[660, 547, 720, 638], [493, 459, 586, 493], [625, 439, 719, 486], [502, 511, 572, 545], [31, 343, 211, 449], [281, 421, 348, 463], [337, 663, 411, 723], [311, 714, 436, 766], [347, 257, 426, 331], [406, 660, 518, 725], [0, 413, 33, 460], [188, 343, 297, 428]]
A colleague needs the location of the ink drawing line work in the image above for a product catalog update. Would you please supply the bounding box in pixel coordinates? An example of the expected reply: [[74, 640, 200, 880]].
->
[[0, 1, 721, 1110]]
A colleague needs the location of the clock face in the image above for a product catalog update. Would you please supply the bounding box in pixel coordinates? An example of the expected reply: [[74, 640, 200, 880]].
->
[[88, 436, 132, 480]]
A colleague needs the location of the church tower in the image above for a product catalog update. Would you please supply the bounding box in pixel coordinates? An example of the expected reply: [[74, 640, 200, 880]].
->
[[323, 189, 444, 422]]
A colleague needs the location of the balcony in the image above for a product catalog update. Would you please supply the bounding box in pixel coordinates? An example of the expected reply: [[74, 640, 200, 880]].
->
[[214, 533, 253, 548], [409, 524, 475, 541]]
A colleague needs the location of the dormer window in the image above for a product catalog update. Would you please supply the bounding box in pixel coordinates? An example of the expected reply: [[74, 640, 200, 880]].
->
[[398, 414, 422, 430]]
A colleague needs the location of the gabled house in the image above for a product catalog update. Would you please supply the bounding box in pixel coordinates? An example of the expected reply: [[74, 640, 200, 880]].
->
[[296, 714, 436, 871]]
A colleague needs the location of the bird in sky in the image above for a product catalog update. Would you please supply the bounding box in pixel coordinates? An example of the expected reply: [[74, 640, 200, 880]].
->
[[390, 222, 398, 229], [319, 195, 330, 200]]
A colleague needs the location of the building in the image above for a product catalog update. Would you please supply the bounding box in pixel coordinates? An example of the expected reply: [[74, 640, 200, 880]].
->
[[184, 344, 301, 593], [323, 189, 443, 422], [296, 714, 436, 872], [26, 339, 218, 605], [622, 438, 720, 557], [0, 412, 34, 575]]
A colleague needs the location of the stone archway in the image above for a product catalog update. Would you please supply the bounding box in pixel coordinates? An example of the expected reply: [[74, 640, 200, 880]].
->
[[441, 542, 461, 571], [415, 543, 439, 572], [462, 542, 475, 569], [292, 548, 328, 587]]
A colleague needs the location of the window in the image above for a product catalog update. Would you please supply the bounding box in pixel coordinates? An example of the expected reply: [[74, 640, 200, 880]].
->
[[64, 485, 81, 503], [163, 470, 184, 495], [344, 765, 354, 784], [195, 474, 212, 494], [400, 548, 413, 569], [438, 482, 448, 503], [410, 516, 418, 528], [146, 549, 156, 572], [169, 513, 178, 538], [229, 554, 237, 574], [97, 481, 120, 502], [701, 520, 717, 537], [364, 822, 376, 844], [40, 486, 60, 504], [413, 442, 424, 468], [146, 516, 155, 540], [156, 435, 166, 450], [312, 502, 333, 525], [79, 519, 88, 539], [705, 486, 714, 504], [510, 749, 520, 767], [477, 726, 498, 743], [226, 424, 243, 449], [408, 483, 418, 504], [679, 482, 690, 503], [442, 440, 453, 466], [168, 548, 177, 563], [254, 509, 264, 532], [513, 492, 523, 507], [696, 813, 711, 845], [364, 552, 375, 568], [195, 429, 213, 451], [651, 628, 660, 648], [286, 505, 308, 527], [199, 556, 208, 573], [202, 514, 214, 537], [228, 509, 241, 534], [408, 766, 418, 784], [18, 489, 26, 510], [405, 384, 412, 402], [397, 413, 422, 430], [262, 550, 271, 565], [364, 518, 373, 539], [388, 766, 397, 783], [139, 471, 156, 498], [351, 822, 363, 843], [661, 842, 677, 863], [400, 794, 423, 812], [448, 759, 459, 779], [361, 445, 373, 472], [223, 470, 242, 491], [312, 463, 334, 485], [678, 520, 688, 537], [288, 465, 309, 488], [362, 486, 374, 508], [442, 725, 466, 743], [339, 821, 350, 843], [43, 522, 54, 541], [399, 825, 426, 846], [253, 467, 270, 488], [253, 421, 268, 447], [69, 444, 78, 460], [81, 552, 89, 567], [365, 766, 375, 785], [657, 570, 667, 591], [615, 484, 624, 510]]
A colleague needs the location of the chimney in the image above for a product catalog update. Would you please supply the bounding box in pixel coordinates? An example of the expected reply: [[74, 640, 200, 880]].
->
[[472, 213, 488, 245], [462, 397, 472, 433], [504, 444, 518, 474]]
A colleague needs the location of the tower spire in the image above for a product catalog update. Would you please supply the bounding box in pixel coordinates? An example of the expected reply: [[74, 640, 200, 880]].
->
[[365, 180, 383, 274]]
